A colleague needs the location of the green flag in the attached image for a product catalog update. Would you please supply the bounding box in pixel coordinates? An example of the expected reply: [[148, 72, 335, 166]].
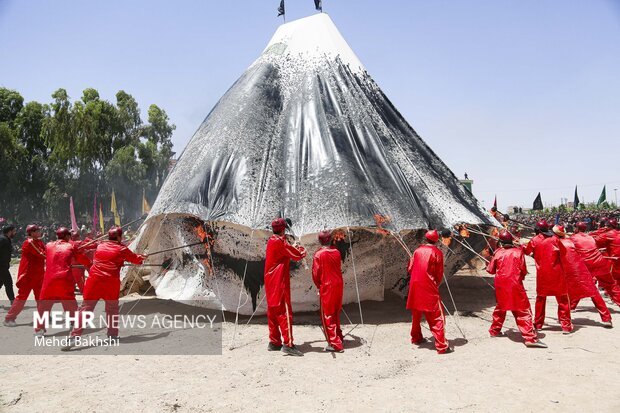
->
[[597, 185, 607, 206]]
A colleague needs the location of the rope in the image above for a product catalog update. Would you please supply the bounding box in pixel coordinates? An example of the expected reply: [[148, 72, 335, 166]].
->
[[441, 272, 466, 340], [341, 204, 364, 325], [119, 216, 166, 313], [452, 236, 490, 264], [441, 300, 467, 340], [230, 228, 255, 350], [444, 244, 495, 291]]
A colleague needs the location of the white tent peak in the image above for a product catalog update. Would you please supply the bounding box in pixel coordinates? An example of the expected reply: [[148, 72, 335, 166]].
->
[[263, 13, 364, 72]]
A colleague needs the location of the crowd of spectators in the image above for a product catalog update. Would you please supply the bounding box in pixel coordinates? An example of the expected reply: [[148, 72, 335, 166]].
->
[[500, 207, 620, 233]]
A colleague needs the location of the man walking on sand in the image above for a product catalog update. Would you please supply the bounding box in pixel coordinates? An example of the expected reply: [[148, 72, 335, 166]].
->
[[63, 226, 146, 350], [525, 225, 573, 333], [312, 230, 344, 353], [4, 225, 46, 326], [553, 225, 612, 328], [35, 227, 92, 336], [264, 218, 307, 356], [406, 229, 453, 354], [486, 230, 547, 348], [571, 221, 620, 306], [0, 225, 17, 304]]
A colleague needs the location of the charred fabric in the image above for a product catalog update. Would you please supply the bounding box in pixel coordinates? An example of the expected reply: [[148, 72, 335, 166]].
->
[[123, 14, 498, 315]]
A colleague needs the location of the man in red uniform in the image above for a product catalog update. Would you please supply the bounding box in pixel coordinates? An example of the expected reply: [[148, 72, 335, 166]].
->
[[312, 230, 344, 352], [264, 218, 306, 356], [486, 230, 546, 347], [591, 217, 610, 240], [594, 218, 620, 287], [522, 219, 549, 256], [35, 227, 92, 336], [4, 225, 46, 326], [553, 225, 612, 328], [65, 227, 146, 347], [572, 221, 620, 306], [406, 229, 452, 354], [526, 225, 573, 333]]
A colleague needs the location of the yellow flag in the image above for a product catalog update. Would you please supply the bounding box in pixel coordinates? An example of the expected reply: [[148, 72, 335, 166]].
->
[[142, 189, 151, 215], [111, 190, 117, 213], [111, 190, 121, 226], [99, 203, 104, 234]]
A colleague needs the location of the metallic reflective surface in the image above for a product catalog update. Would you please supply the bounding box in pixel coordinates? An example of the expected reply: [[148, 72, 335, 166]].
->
[[128, 14, 497, 314]]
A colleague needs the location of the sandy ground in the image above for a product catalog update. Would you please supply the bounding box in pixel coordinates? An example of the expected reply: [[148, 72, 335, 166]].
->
[[1, 256, 619, 413]]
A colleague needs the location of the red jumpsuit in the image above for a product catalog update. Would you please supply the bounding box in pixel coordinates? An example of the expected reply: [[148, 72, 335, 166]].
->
[[5, 238, 46, 321], [572, 232, 620, 305], [312, 246, 344, 351], [36, 240, 91, 332], [558, 237, 611, 322], [594, 229, 620, 285], [529, 235, 572, 332], [264, 235, 306, 347], [522, 233, 544, 256], [71, 241, 144, 337], [406, 244, 449, 353], [486, 246, 537, 344], [70, 238, 97, 289]]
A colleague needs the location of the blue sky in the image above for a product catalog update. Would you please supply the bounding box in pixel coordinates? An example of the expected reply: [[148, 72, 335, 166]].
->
[[1, 0, 619, 208]]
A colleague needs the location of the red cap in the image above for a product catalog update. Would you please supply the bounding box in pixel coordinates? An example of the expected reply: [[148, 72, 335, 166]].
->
[[318, 230, 332, 245], [535, 220, 549, 231], [56, 227, 70, 239], [271, 218, 286, 233], [26, 224, 40, 235], [425, 229, 439, 243], [108, 226, 123, 240], [552, 225, 566, 237], [498, 230, 514, 242], [608, 218, 618, 229], [575, 222, 587, 232]]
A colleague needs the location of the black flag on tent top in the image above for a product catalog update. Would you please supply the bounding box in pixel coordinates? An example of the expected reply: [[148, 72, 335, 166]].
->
[[573, 186, 580, 210], [533, 192, 543, 211], [314, 0, 323, 11], [278, 0, 285, 17]]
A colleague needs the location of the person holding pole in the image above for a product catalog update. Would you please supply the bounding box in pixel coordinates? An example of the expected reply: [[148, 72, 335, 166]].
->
[[312, 230, 344, 352], [406, 229, 453, 354]]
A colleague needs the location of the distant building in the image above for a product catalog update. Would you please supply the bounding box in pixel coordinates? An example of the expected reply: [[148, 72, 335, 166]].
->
[[459, 173, 473, 194]]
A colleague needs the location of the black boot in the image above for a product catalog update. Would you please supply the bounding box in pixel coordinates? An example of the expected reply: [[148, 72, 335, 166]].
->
[[281, 345, 303, 356], [267, 342, 282, 351]]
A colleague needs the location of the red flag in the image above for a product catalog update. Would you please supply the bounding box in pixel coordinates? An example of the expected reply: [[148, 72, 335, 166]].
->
[[70, 197, 79, 232]]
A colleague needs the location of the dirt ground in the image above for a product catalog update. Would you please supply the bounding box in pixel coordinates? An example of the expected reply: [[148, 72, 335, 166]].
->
[[1, 256, 619, 413]]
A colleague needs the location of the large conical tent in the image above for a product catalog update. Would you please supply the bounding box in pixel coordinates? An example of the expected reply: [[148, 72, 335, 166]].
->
[[127, 14, 496, 315]]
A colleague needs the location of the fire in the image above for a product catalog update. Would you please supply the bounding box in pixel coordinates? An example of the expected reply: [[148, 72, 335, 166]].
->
[[332, 229, 346, 242], [193, 222, 216, 278], [456, 224, 470, 238], [373, 214, 391, 236]]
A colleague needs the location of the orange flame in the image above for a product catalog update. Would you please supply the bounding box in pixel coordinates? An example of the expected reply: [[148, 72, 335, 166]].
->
[[455, 224, 470, 238], [332, 229, 346, 242], [373, 214, 391, 236], [193, 223, 215, 278]]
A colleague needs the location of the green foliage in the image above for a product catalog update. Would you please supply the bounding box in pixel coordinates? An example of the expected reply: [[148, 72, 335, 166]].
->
[[0, 86, 175, 225]]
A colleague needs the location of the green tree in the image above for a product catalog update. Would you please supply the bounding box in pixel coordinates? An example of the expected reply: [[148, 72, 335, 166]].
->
[[0, 87, 175, 225], [0, 88, 24, 125]]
